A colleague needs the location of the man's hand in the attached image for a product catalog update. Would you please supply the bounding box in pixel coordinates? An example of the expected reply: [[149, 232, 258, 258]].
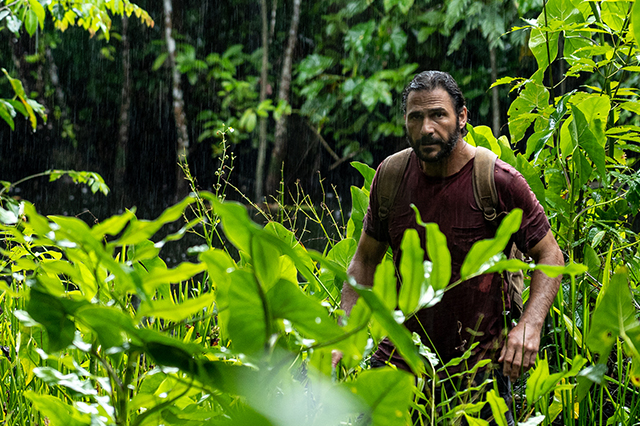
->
[[498, 321, 541, 381], [498, 230, 563, 381]]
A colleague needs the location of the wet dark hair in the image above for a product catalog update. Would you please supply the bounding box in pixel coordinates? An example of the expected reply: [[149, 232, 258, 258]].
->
[[402, 71, 468, 135]]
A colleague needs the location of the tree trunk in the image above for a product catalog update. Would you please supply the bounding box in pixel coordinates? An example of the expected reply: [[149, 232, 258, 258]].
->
[[164, 0, 190, 201], [490, 46, 500, 137], [116, 15, 130, 193], [255, 0, 270, 202], [265, 0, 301, 198], [270, 0, 278, 42]]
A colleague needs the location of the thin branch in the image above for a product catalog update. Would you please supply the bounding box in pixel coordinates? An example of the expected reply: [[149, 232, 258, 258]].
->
[[329, 148, 365, 171]]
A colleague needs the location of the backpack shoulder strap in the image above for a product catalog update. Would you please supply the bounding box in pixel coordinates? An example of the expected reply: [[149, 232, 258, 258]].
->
[[472, 146, 499, 222], [377, 148, 412, 222]]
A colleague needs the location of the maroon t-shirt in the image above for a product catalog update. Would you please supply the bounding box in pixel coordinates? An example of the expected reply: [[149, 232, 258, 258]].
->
[[365, 150, 550, 373]]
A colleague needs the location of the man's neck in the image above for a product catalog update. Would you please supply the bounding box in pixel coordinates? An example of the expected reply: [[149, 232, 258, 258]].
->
[[419, 140, 476, 177]]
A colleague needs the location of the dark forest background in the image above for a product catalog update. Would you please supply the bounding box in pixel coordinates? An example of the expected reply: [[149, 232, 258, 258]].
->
[[1, 0, 545, 222]]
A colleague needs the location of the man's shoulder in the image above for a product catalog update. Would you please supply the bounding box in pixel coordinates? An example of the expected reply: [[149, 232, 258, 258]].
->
[[493, 158, 525, 188]]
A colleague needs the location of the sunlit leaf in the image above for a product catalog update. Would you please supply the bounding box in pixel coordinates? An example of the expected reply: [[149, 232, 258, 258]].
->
[[371, 259, 397, 340], [26, 289, 81, 352], [423, 223, 451, 291], [633, 0, 640, 48], [587, 269, 640, 362], [345, 368, 413, 426], [227, 270, 267, 354], [268, 279, 343, 343], [138, 292, 214, 323], [460, 209, 522, 280], [25, 391, 92, 426], [142, 261, 207, 293], [251, 234, 281, 291], [398, 229, 424, 315], [351, 161, 376, 191], [25, 10, 38, 36], [33, 367, 97, 396], [486, 389, 509, 426], [29, 0, 46, 28]]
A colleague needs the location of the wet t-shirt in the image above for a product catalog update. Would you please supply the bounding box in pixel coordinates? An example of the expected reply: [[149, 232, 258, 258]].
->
[[364, 150, 550, 373]]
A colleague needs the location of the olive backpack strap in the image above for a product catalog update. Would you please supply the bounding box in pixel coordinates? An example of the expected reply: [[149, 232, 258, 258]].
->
[[377, 148, 412, 222], [472, 146, 499, 222], [472, 146, 525, 319]]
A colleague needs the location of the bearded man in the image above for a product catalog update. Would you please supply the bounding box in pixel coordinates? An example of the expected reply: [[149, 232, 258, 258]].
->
[[334, 71, 563, 424]]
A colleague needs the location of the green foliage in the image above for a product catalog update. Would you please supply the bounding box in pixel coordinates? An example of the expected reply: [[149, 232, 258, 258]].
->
[[488, 0, 640, 423], [0, 150, 588, 424]]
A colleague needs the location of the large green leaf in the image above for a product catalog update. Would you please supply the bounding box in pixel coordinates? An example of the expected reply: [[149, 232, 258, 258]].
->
[[211, 200, 259, 253], [371, 259, 397, 340], [508, 82, 549, 143], [601, 0, 628, 32], [460, 209, 522, 280], [515, 155, 546, 209], [634, 0, 640, 47], [351, 161, 376, 192], [116, 196, 196, 246], [486, 389, 509, 426], [344, 368, 413, 426], [398, 229, 425, 315], [251, 233, 281, 291], [528, 27, 559, 73], [526, 355, 586, 405], [26, 289, 81, 352], [227, 270, 268, 354], [467, 125, 501, 155], [142, 261, 207, 293], [569, 105, 607, 182], [350, 186, 369, 242], [25, 391, 92, 426], [75, 305, 140, 351], [267, 279, 343, 343], [424, 223, 451, 291], [264, 222, 314, 275], [138, 292, 215, 323], [200, 248, 236, 340], [587, 270, 640, 362], [33, 367, 98, 397]]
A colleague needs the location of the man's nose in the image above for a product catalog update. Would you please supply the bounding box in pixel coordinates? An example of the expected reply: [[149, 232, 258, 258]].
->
[[421, 118, 435, 135]]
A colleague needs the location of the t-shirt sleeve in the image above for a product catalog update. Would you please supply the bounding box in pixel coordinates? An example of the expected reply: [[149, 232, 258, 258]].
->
[[363, 163, 390, 243], [497, 162, 550, 254]]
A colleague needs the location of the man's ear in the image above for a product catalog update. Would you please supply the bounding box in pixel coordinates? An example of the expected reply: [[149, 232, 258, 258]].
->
[[459, 106, 468, 129]]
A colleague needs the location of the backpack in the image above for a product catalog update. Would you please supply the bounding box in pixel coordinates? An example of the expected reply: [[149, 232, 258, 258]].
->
[[376, 146, 524, 319]]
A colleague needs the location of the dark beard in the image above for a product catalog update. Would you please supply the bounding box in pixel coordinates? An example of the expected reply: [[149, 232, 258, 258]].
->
[[407, 122, 461, 163]]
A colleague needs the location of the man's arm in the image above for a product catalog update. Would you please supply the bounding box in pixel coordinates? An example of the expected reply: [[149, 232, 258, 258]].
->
[[332, 233, 388, 367], [499, 229, 563, 380], [340, 232, 389, 316]]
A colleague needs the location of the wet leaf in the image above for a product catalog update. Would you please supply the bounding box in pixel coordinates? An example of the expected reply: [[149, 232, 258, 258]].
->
[[25, 391, 92, 426], [398, 229, 424, 315], [351, 161, 375, 191], [587, 270, 640, 362], [138, 292, 215, 323], [424, 223, 451, 291], [267, 279, 343, 343], [227, 270, 267, 354], [460, 209, 522, 280], [345, 368, 413, 426]]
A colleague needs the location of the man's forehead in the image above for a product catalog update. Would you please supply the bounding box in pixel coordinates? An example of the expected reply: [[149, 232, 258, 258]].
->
[[406, 88, 455, 111]]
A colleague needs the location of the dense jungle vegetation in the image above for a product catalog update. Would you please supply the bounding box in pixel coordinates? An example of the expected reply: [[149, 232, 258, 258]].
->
[[2, 0, 640, 425]]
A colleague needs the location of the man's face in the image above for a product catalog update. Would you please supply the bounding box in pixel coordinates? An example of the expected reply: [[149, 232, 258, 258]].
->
[[404, 88, 466, 163]]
